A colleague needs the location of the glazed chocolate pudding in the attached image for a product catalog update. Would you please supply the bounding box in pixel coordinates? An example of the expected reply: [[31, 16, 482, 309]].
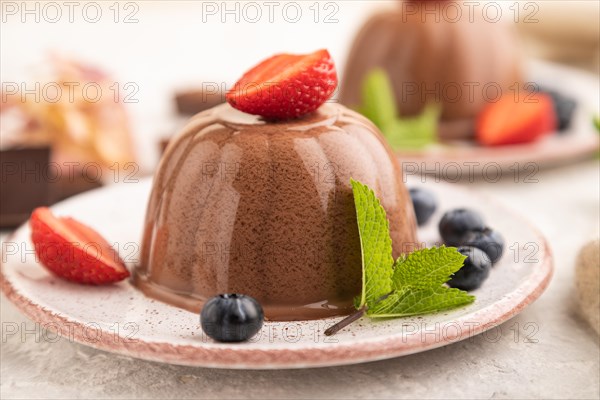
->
[[340, 1, 522, 140], [134, 103, 418, 321]]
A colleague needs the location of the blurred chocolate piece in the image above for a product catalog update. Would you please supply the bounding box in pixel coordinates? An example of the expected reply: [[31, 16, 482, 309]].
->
[[0, 145, 104, 229], [49, 168, 103, 203], [1, 146, 51, 228], [175, 88, 225, 115]]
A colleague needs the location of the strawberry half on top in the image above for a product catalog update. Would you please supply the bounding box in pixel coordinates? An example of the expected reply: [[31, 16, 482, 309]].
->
[[226, 49, 337, 120], [30, 207, 129, 285]]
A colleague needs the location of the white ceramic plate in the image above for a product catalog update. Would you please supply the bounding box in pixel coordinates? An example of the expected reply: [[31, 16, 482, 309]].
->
[[396, 60, 599, 176], [0, 178, 553, 369]]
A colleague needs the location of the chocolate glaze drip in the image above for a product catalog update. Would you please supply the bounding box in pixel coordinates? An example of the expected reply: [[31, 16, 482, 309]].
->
[[134, 103, 418, 321]]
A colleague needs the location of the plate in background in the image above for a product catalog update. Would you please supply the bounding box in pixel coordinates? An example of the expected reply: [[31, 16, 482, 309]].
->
[[396, 60, 599, 178]]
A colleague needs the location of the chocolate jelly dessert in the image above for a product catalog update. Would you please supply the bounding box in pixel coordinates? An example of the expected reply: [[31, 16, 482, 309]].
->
[[340, 1, 522, 140], [134, 103, 418, 321]]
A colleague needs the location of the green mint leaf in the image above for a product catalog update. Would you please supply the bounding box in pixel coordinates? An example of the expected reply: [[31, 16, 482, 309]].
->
[[594, 115, 600, 133], [360, 69, 398, 129], [368, 287, 475, 318], [391, 246, 467, 291], [358, 69, 439, 151], [324, 181, 477, 336], [351, 179, 394, 308], [366, 246, 473, 317], [384, 105, 440, 151]]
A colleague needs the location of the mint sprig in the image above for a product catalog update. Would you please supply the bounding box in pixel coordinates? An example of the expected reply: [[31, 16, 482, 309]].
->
[[358, 69, 440, 150], [325, 180, 474, 336]]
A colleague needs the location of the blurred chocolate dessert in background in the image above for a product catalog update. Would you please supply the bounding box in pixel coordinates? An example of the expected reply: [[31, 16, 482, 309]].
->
[[340, 0, 523, 141]]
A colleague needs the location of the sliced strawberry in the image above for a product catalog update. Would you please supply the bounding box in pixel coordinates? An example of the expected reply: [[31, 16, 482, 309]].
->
[[226, 49, 337, 120], [476, 93, 557, 146], [30, 207, 129, 285]]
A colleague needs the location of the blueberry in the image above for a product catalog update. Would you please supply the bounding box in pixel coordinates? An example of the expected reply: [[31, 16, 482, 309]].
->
[[409, 187, 437, 226], [448, 246, 492, 291], [538, 87, 577, 132], [439, 209, 485, 246], [200, 294, 264, 342], [462, 227, 505, 264]]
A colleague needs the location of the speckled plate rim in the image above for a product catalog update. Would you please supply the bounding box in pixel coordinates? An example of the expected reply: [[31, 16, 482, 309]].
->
[[0, 183, 554, 370], [394, 60, 600, 173], [396, 133, 599, 172]]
